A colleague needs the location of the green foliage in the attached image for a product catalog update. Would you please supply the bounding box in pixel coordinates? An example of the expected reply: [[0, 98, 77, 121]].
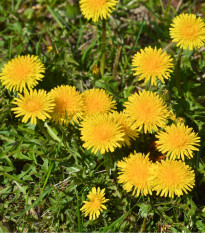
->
[[0, 0, 205, 232]]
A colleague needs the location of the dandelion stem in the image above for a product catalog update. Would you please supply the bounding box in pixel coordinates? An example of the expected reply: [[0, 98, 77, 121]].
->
[[175, 48, 183, 93], [103, 152, 113, 175], [100, 19, 106, 77]]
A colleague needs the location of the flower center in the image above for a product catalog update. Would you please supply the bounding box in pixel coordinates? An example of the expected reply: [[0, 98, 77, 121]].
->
[[24, 99, 42, 113], [55, 97, 76, 116], [144, 57, 162, 74], [94, 125, 114, 141], [87, 99, 104, 114], [11, 63, 32, 81], [169, 132, 187, 148], [90, 197, 101, 210], [138, 101, 155, 121], [127, 162, 148, 185], [162, 167, 181, 186], [181, 23, 198, 39]]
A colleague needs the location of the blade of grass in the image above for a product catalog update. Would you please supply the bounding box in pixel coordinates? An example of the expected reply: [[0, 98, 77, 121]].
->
[[188, 0, 196, 13], [102, 202, 139, 232], [141, 2, 159, 20], [128, 20, 145, 60], [76, 19, 84, 50], [8, 37, 12, 58], [17, 187, 52, 222], [41, 162, 54, 192], [47, 6, 63, 28], [36, 34, 43, 56], [47, 6, 70, 31], [14, 0, 23, 11], [76, 191, 83, 232]]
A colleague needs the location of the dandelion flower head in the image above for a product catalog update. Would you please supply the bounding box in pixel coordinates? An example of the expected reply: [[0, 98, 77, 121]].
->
[[117, 152, 153, 197], [132, 47, 173, 86], [149, 160, 195, 198], [124, 90, 169, 133], [0, 55, 45, 93], [80, 113, 125, 154], [110, 111, 139, 147], [49, 85, 84, 125], [12, 89, 55, 125], [82, 88, 116, 116], [170, 13, 205, 50], [156, 123, 200, 161], [81, 187, 109, 220], [79, 0, 118, 22]]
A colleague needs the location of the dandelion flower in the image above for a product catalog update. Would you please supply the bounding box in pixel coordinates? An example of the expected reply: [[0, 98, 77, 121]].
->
[[132, 47, 173, 86], [12, 89, 55, 125], [149, 160, 195, 198], [170, 13, 205, 50], [82, 88, 116, 116], [49, 85, 84, 125], [110, 111, 138, 146], [117, 152, 152, 197], [79, 0, 118, 22], [46, 46, 53, 53], [124, 90, 169, 133], [0, 55, 45, 93], [81, 187, 109, 220], [80, 113, 125, 154], [156, 123, 200, 160]]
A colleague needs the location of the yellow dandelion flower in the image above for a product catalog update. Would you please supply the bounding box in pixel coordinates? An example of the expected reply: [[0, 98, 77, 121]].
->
[[46, 46, 53, 53], [49, 85, 84, 125], [156, 123, 200, 161], [11, 89, 55, 125], [79, 0, 118, 22], [110, 111, 138, 147], [149, 160, 195, 198], [0, 55, 45, 93], [117, 152, 152, 197], [92, 65, 100, 76], [80, 113, 125, 154], [81, 187, 109, 220], [124, 90, 169, 133], [131, 47, 173, 86], [82, 88, 116, 116], [170, 13, 205, 50]]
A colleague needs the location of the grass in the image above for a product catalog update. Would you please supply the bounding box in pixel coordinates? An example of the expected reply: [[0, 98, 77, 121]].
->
[[0, 0, 205, 232]]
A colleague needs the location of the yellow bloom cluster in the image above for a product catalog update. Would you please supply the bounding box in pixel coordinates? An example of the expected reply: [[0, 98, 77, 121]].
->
[[0, 10, 204, 222], [117, 151, 195, 198]]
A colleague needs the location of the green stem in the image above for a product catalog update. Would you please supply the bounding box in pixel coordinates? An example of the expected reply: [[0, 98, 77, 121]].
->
[[103, 152, 113, 175], [175, 48, 183, 93], [100, 19, 106, 77]]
